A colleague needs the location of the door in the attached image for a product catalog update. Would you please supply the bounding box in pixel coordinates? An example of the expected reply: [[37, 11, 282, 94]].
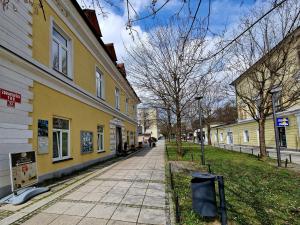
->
[[116, 127, 122, 153], [278, 127, 287, 147]]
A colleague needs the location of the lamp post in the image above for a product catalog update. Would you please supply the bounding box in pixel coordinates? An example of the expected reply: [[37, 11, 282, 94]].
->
[[270, 87, 281, 167], [195, 96, 205, 165]]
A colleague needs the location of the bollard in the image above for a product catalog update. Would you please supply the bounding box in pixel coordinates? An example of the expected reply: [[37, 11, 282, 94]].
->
[[175, 194, 181, 223], [285, 158, 288, 168], [267, 151, 269, 157], [191, 153, 194, 162], [217, 176, 227, 225], [240, 147, 241, 153], [169, 164, 174, 190], [251, 149, 254, 155], [208, 164, 211, 173], [258, 153, 260, 159], [289, 154, 292, 163]]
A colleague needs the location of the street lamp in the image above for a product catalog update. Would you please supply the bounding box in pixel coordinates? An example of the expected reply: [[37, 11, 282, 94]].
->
[[195, 96, 205, 165], [270, 87, 282, 167]]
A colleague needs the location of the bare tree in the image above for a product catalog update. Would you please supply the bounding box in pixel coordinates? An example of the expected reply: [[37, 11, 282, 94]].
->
[[125, 18, 216, 156], [228, 0, 300, 157]]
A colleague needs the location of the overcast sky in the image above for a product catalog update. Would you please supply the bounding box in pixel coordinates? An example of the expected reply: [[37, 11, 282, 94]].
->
[[77, 0, 260, 61]]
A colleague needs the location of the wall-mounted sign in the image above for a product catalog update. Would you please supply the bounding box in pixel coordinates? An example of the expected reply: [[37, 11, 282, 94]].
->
[[80, 131, 93, 153], [38, 119, 49, 154], [276, 117, 289, 127], [0, 88, 21, 108], [9, 151, 37, 192]]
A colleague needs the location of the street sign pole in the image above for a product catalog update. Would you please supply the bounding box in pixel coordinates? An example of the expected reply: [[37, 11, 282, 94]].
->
[[271, 93, 281, 167]]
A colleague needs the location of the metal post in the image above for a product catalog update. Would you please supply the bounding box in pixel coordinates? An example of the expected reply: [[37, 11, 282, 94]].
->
[[197, 97, 205, 165], [289, 154, 292, 163], [217, 176, 227, 225], [271, 92, 281, 167]]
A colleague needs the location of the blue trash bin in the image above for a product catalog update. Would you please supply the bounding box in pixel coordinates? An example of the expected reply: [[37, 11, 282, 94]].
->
[[191, 172, 217, 217]]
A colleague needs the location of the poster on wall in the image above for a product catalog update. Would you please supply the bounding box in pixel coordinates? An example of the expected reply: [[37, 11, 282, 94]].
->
[[81, 131, 93, 153], [38, 119, 49, 154], [9, 151, 38, 192]]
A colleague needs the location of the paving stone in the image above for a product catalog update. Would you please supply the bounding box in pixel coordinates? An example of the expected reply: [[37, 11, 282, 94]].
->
[[63, 191, 87, 200], [22, 213, 59, 225], [143, 196, 166, 208], [48, 215, 82, 225], [85, 180, 103, 186], [111, 206, 140, 223], [107, 220, 137, 225], [101, 194, 124, 204], [43, 202, 75, 214], [146, 189, 166, 198], [131, 182, 149, 189], [115, 181, 133, 188], [101, 181, 119, 187], [127, 188, 147, 196], [81, 192, 106, 202], [138, 208, 166, 225], [63, 202, 95, 216], [108, 187, 129, 195], [77, 217, 108, 225], [147, 183, 165, 191], [121, 195, 144, 205], [92, 186, 112, 193], [77, 185, 97, 192], [86, 204, 117, 219]]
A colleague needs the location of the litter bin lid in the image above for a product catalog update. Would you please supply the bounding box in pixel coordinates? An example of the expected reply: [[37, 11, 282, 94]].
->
[[192, 172, 216, 180]]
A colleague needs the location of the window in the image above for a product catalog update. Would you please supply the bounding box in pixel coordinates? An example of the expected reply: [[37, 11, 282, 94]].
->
[[273, 91, 282, 111], [97, 125, 104, 152], [243, 130, 249, 142], [96, 69, 104, 99], [115, 88, 120, 109], [125, 98, 129, 114], [220, 133, 223, 142], [214, 133, 218, 141], [51, 25, 71, 77], [53, 118, 70, 161], [227, 132, 233, 144]]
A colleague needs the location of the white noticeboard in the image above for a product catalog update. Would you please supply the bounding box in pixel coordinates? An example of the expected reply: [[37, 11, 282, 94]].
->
[[9, 151, 38, 192]]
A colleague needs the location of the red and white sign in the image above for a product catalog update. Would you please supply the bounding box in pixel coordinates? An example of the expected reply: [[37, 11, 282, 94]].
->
[[0, 88, 21, 108]]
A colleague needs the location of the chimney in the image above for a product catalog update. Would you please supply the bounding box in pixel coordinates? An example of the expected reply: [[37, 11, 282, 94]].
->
[[83, 9, 102, 37], [117, 63, 126, 78], [105, 43, 118, 63]]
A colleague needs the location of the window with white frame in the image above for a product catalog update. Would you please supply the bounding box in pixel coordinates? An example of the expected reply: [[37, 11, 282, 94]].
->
[[214, 133, 218, 141], [51, 25, 71, 77], [125, 98, 129, 114], [53, 118, 70, 161], [220, 132, 223, 142], [243, 130, 249, 142], [96, 68, 104, 99], [97, 125, 104, 152]]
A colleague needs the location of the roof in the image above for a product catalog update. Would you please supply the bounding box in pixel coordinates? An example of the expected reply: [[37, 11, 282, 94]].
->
[[105, 43, 118, 63], [70, 0, 141, 103], [230, 27, 300, 86], [82, 9, 102, 37]]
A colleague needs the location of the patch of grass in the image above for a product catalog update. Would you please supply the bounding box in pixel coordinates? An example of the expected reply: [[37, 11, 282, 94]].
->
[[167, 142, 300, 225]]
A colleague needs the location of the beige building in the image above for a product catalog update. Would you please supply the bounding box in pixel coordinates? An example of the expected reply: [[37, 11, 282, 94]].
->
[[210, 29, 300, 151], [137, 108, 160, 140]]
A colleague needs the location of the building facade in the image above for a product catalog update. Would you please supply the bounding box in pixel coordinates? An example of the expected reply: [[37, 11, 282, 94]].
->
[[0, 0, 140, 198], [137, 108, 160, 140], [210, 30, 300, 151]]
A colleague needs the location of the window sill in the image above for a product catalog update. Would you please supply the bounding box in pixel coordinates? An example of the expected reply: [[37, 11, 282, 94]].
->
[[52, 157, 73, 164], [53, 68, 73, 81], [97, 150, 106, 153]]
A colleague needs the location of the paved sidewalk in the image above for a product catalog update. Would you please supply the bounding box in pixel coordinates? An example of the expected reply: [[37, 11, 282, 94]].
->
[[0, 141, 169, 225]]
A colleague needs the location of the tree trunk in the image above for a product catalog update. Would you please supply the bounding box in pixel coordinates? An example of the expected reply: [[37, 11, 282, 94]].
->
[[207, 124, 212, 145], [167, 107, 171, 142], [258, 119, 267, 157], [176, 113, 182, 156]]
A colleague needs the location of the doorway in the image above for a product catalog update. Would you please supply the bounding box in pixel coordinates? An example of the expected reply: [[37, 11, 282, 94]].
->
[[278, 127, 287, 148], [116, 126, 123, 153]]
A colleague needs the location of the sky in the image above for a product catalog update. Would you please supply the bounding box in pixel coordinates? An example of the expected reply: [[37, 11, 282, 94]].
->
[[77, 0, 260, 61]]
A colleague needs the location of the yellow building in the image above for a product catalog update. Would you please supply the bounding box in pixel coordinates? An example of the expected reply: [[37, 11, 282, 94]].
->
[[210, 30, 300, 151], [0, 0, 140, 197]]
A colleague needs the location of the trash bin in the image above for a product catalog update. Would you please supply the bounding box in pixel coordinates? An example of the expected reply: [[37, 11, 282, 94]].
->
[[191, 172, 217, 217]]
